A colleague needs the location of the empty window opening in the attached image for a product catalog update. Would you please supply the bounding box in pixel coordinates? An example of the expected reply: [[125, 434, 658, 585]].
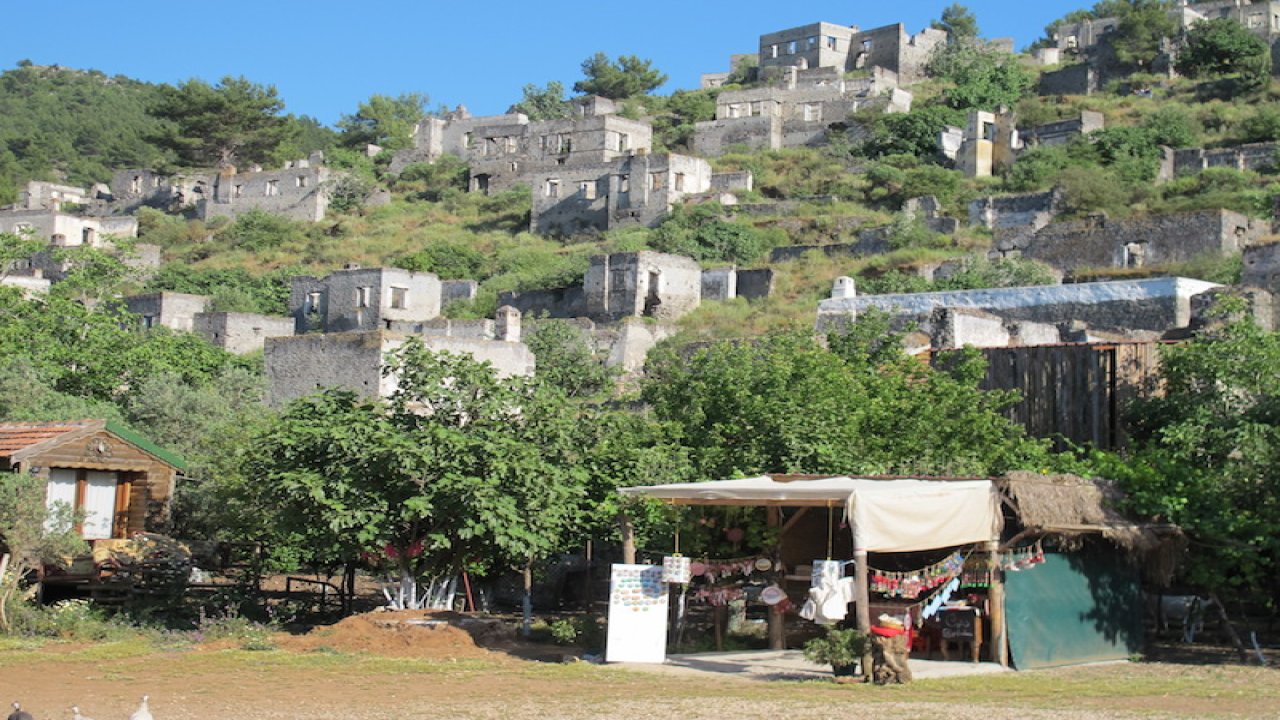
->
[[580, 181, 597, 200], [82, 227, 96, 245], [265, 179, 279, 197], [390, 286, 408, 309], [826, 36, 838, 50], [807, 36, 818, 49], [619, 175, 630, 193], [546, 179, 561, 198], [356, 286, 373, 308], [617, 133, 630, 152], [982, 122, 997, 142], [130, 175, 142, 193], [643, 271, 662, 317], [650, 172, 666, 190], [673, 173, 685, 192], [296, 175, 308, 188], [233, 184, 243, 198], [788, 40, 798, 54]]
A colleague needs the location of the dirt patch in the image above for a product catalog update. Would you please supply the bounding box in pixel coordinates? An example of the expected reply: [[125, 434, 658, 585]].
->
[[277, 609, 507, 658]]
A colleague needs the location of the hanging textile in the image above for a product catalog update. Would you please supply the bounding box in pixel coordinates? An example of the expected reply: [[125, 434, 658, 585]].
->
[[1000, 540, 1046, 572]]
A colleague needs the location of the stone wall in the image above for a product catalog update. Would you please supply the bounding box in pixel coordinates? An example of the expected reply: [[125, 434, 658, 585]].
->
[[496, 286, 588, 319], [1000, 209, 1256, 273], [125, 292, 210, 332], [199, 162, 332, 223], [583, 251, 702, 322], [193, 312, 295, 355], [0, 208, 137, 247], [736, 268, 775, 300], [816, 277, 1222, 336], [969, 189, 1063, 232], [288, 267, 442, 333], [1166, 142, 1279, 178], [1037, 64, 1099, 96], [264, 330, 535, 407], [531, 153, 713, 235]]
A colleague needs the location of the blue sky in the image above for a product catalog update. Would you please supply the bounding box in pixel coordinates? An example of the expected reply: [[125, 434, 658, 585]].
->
[[4, 1, 1085, 126]]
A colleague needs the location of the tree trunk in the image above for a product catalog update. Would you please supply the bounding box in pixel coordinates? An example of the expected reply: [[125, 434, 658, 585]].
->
[[522, 556, 534, 638], [0, 553, 10, 633]]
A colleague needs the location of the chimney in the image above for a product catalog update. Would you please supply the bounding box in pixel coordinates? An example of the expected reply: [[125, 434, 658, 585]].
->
[[496, 305, 522, 342], [832, 276, 857, 300]]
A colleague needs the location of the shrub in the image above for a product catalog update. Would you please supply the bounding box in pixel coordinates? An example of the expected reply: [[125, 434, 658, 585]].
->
[[395, 241, 487, 279]]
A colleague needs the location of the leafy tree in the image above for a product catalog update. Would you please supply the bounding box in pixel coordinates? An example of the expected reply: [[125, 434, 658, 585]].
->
[[395, 240, 487, 280], [150, 76, 295, 168], [574, 53, 668, 99], [144, 265, 294, 315], [650, 204, 780, 263], [1110, 0, 1178, 70], [1141, 106, 1199, 148], [337, 92, 429, 152], [932, 3, 980, 42], [860, 106, 965, 159], [652, 89, 719, 151], [1119, 304, 1280, 602], [510, 82, 571, 120], [642, 332, 1050, 481], [929, 44, 1035, 110], [0, 472, 87, 631], [240, 340, 587, 608], [524, 320, 617, 400], [1176, 18, 1271, 90]]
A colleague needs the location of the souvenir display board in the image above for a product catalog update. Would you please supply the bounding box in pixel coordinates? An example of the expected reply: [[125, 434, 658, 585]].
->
[[605, 564, 670, 663]]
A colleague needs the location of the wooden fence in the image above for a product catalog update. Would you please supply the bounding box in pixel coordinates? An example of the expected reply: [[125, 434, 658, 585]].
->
[[933, 342, 1167, 451]]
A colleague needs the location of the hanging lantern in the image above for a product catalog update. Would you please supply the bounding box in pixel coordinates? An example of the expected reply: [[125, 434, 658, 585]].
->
[[662, 555, 692, 583]]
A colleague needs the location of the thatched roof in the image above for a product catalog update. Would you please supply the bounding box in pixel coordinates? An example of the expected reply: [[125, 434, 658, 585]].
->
[[999, 471, 1185, 585]]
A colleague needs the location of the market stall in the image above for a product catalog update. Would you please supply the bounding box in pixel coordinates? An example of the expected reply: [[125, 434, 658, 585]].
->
[[615, 473, 1179, 671]]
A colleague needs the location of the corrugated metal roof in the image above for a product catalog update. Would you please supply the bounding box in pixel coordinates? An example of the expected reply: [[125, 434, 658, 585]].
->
[[0, 421, 95, 456]]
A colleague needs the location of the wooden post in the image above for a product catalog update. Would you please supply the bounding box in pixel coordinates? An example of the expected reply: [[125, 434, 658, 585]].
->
[[766, 506, 784, 650], [620, 513, 636, 565], [853, 547, 873, 675], [986, 539, 1008, 667]]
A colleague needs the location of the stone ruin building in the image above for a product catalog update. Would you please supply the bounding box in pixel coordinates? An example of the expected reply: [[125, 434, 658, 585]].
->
[[1041, 0, 1280, 94], [109, 152, 335, 222], [755, 21, 946, 85], [816, 275, 1224, 350], [939, 110, 1105, 178], [389, 98, 747, 235], [691, 66, 911, 157], [288, 265, 443, 334]]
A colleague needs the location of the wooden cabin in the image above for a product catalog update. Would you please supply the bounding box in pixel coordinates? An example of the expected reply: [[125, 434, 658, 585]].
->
[[0, 420, 185, 541]]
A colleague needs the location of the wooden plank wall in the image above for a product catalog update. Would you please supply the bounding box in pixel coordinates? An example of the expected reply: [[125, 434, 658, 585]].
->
[[935, 343, 1165, 451]]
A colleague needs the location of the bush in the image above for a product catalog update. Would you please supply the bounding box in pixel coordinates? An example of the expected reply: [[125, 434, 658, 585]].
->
[[395, 241, 487, 279], [651, 205, 779, 264]]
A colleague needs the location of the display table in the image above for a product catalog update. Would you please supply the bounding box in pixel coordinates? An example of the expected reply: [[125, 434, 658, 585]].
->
[[940, 606, 983, 663]]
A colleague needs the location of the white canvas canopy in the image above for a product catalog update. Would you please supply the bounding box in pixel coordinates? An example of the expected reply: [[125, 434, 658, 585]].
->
[[620, 475, 1002, 552]]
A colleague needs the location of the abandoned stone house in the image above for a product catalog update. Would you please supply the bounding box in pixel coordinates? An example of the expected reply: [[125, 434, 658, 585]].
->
[[1162, 141, 1280, 179], [990, 208, 1258, 274], [110, 153, 334, 222], [1, 202, 143, 282], [262, 327, 535, 407], [288, 266, 443, 334], [1043, 0, 1280, 94], [756, 21, 946, 85], [940, 110, 1104, 178], [691, 66, 911, 156], [816, 275, 1223, 349], [531, 152, 719, 235], [192, 312, 297, 355], [124, 291, 210, 332]]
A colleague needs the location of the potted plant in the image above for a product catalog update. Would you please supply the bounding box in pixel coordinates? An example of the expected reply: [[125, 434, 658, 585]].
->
[[803, 627, 868, 681]]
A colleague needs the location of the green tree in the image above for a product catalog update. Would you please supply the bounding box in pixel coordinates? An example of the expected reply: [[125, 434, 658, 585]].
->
[[150, 76, 294, 168], [929, 44, 1035, 110], [510, 82, 571, 120], [524, 320, 617, 400], [1110, 0, 1178, 70], [860, 106, 966, 159], [574, 53, 668, 99], [932, 3, 981, 42], [0, 472, 87, 631], [641, 332, 1050, 481], [1176, 17, 1271, 90], [337, 92, 429, 152], [240, 340, 586, 608], [1119, 304, 1280, 601]]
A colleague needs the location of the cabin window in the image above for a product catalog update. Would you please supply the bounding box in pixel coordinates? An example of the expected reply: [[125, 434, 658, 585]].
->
[[46, 468, 124, 540]]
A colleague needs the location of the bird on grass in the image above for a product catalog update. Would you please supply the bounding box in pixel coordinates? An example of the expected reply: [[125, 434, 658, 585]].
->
[[8, 702, 33, 720], [71, 705, 94, 720], [128, 695, 153, 720]]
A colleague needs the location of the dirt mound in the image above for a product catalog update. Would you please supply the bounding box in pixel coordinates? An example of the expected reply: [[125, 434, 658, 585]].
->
[[281, 609, 510, 659]]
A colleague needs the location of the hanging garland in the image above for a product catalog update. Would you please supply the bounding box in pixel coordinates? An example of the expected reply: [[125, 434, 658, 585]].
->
[[999, 540, 1046, 572], [869, 552, 966, 599], [689, 556, 777, 582]]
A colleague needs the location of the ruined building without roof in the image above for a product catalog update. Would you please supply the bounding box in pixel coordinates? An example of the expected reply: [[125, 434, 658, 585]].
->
[[756, 21, 946, 85]]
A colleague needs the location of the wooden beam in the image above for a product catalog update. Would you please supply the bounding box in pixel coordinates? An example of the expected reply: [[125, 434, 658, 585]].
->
[[767, 506, 784, 651], [987, 539, 1008, 667], [620, 512, 636, 565]]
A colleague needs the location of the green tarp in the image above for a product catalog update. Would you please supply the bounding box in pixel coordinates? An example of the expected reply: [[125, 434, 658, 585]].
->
[[1004, 549, 1144, 669]]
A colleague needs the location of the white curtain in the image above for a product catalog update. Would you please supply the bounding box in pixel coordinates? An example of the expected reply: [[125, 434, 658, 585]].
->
[[81, 471, 119, 539], [44, 468, 78, 532]]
